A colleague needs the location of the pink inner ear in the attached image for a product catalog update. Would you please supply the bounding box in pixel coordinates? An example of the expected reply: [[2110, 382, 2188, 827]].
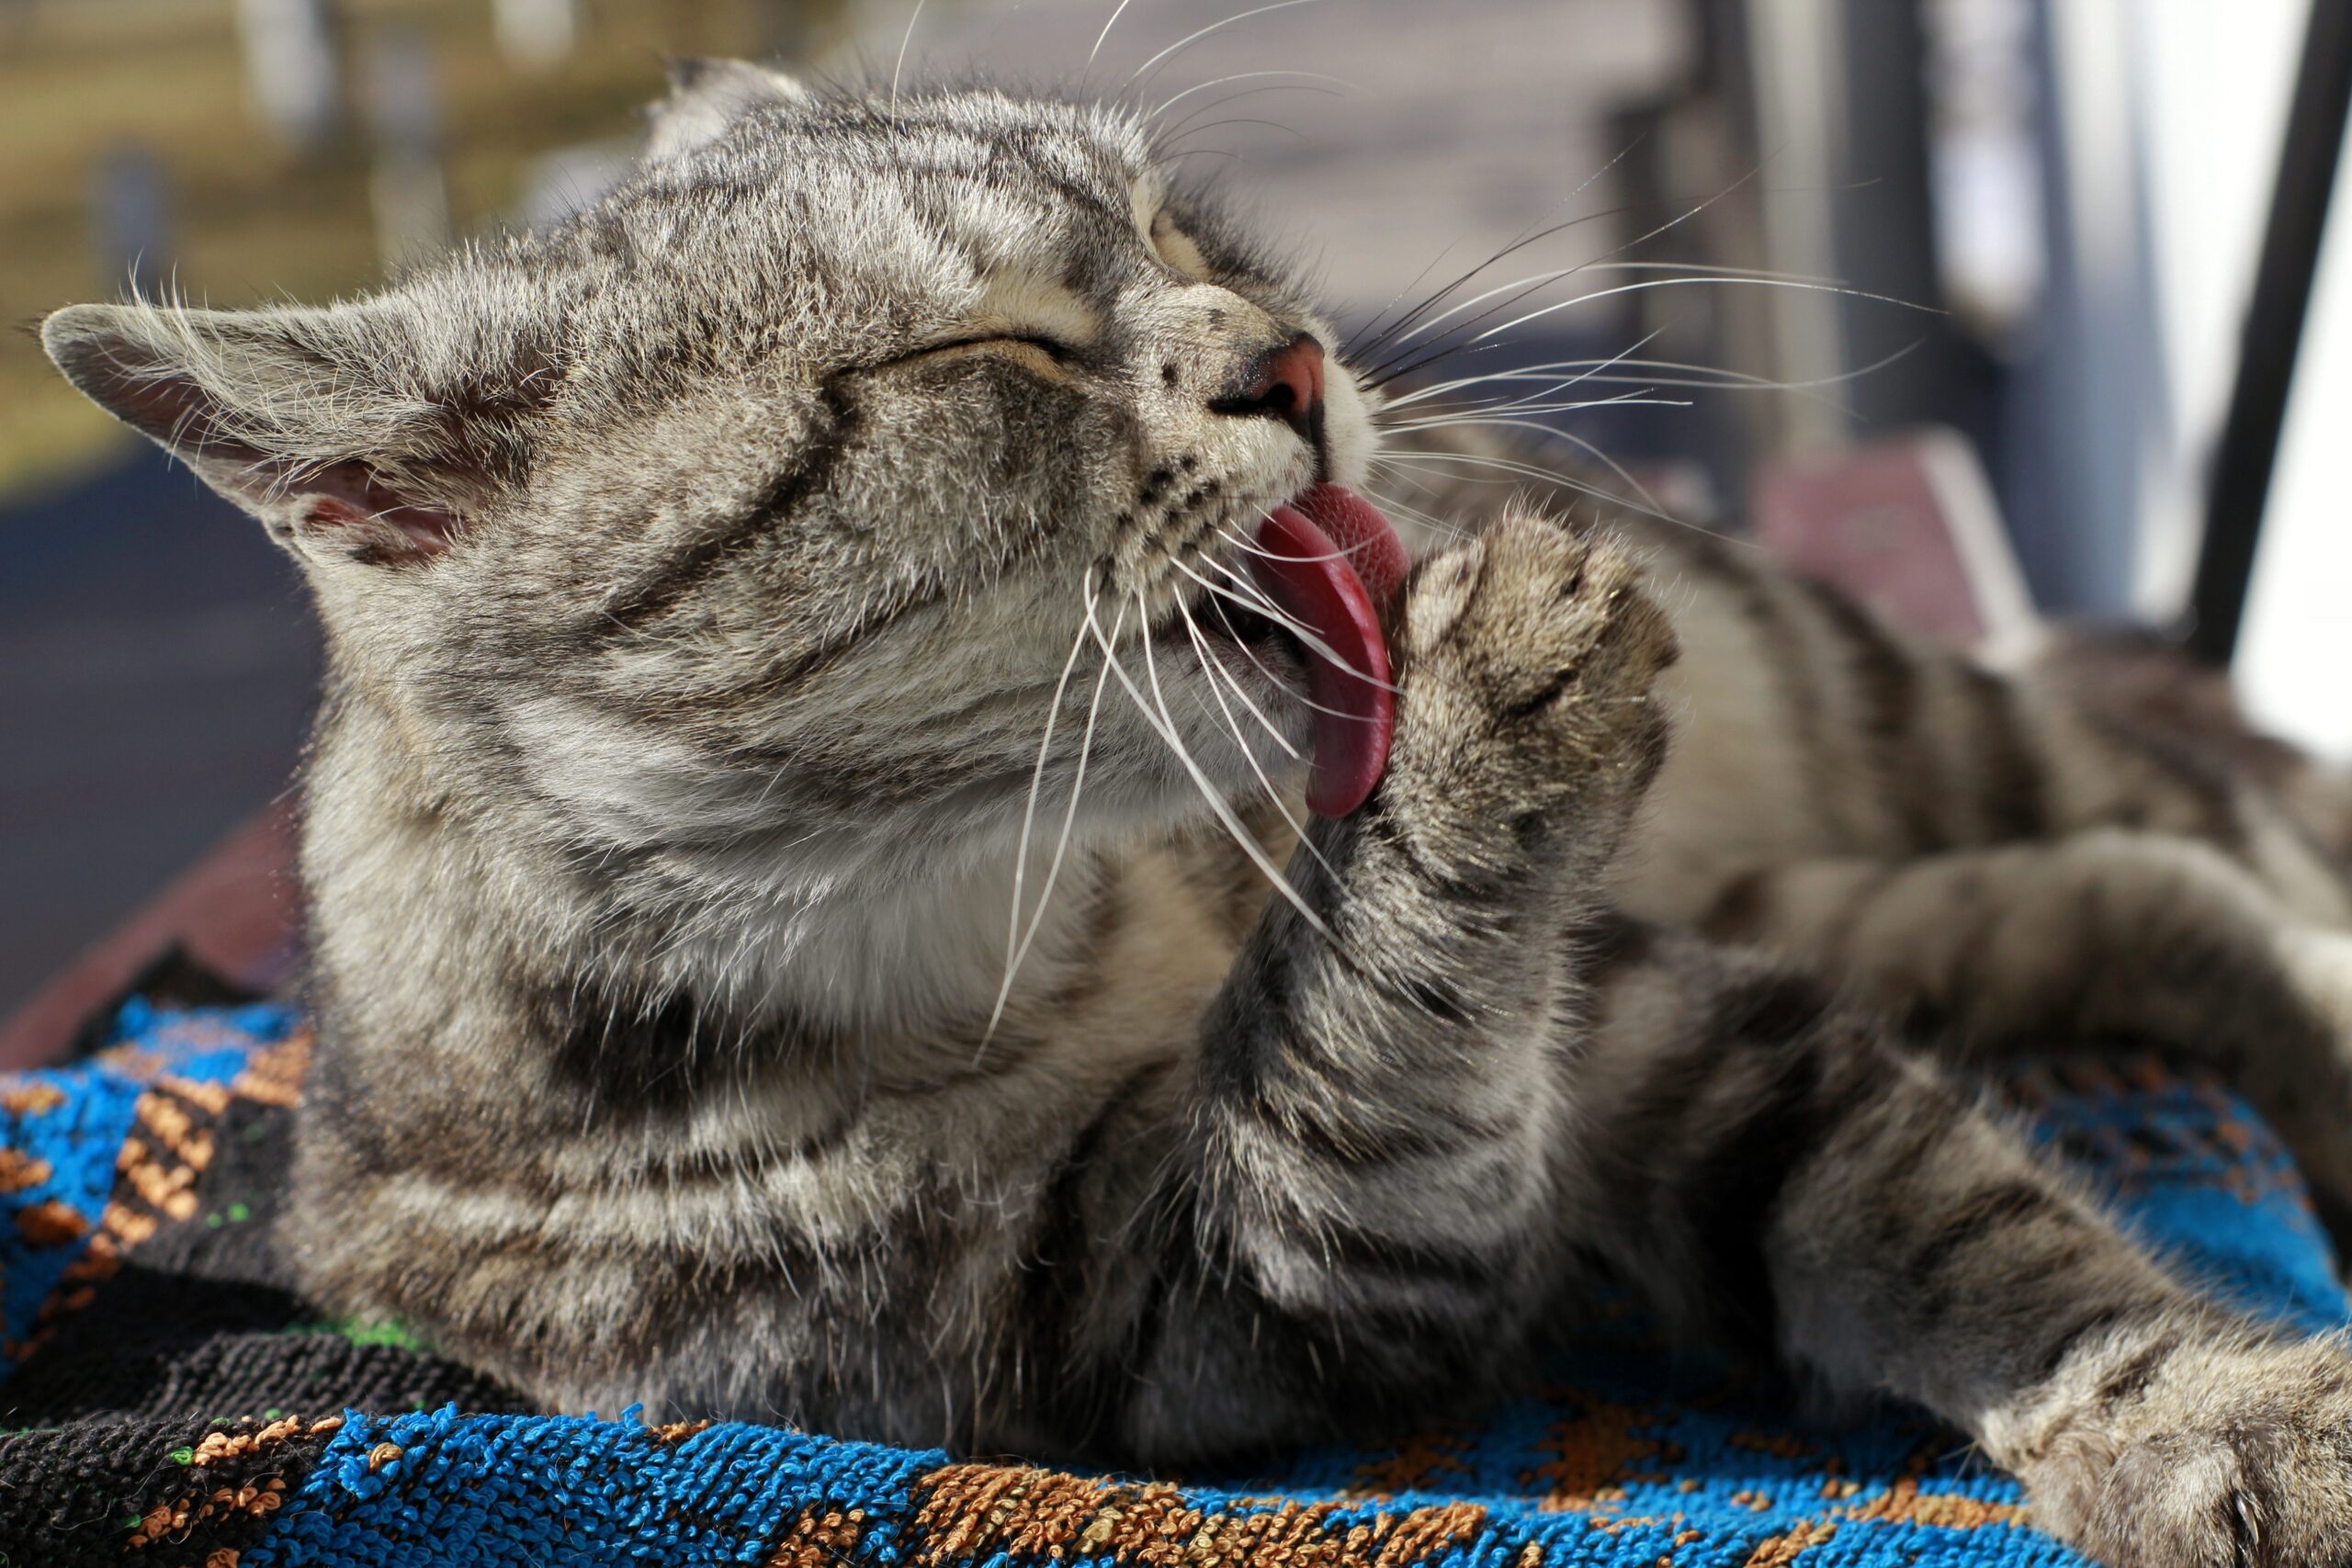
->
[[300, 462, 460, 559]]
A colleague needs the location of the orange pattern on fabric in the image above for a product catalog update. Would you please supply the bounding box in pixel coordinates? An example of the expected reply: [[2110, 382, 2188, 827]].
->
[[232, 1030, 311, 1109], [765, 1507, 868, 1568], [910, 1463, 1488, 1568], [1528, 1397, 1675, 1510], [0, 1148, 51, 1193]]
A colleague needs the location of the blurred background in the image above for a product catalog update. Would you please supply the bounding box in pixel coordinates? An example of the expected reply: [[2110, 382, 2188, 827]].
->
[[2, 0, 2347, 1015]]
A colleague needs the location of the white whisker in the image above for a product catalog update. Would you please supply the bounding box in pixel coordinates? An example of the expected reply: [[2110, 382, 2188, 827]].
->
[[1181, 603, 1300, 760], [1182, 602, 1339, 883], [1088, 0, 1137, 71], [1468, 274, 1936, 347], [1148, 70, 1360, 122], [1155, 84, 1344, 144], [1173, 553, 1400, 696], [888, 0, 926, 117], [1379, 329, 1666, 411], [988, 594, 1100, 1043], [1125, 0, 1328, 90], [1098, 584, 1330, 937], [1389, 393, 1693, 427]]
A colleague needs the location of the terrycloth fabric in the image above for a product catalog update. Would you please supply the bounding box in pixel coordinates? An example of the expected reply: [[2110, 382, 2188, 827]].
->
[[0, 1001, 2341, 1567]]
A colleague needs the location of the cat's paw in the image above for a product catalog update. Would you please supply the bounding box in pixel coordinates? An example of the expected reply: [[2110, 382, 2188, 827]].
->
[[2025, 1332, 2352, 1567], [1385, 506, 1678, 865]]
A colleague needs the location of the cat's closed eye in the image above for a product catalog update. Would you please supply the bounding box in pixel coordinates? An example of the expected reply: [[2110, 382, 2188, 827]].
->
[[908, 333, 1075, 364], [1148, 209, 1210, 279]]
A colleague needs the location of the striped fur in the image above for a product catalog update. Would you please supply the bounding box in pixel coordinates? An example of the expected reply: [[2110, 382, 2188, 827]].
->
[[40, 66, 2352, 1566]]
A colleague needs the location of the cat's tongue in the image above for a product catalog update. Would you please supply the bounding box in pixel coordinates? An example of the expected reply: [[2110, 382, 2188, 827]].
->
[[1248, 485, 1408, 818]]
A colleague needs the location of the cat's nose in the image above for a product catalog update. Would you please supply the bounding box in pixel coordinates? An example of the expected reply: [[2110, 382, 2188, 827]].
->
[[1214, 333, 1326, 447]]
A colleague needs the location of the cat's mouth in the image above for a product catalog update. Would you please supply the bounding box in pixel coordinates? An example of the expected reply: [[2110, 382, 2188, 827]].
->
[[1233, 485, 1406, 818]]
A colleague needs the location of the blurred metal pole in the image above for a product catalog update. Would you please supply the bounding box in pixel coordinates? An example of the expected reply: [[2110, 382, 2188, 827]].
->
[[361, 25, 450, 268], [93, 147, 172, 299], [236, 0, 346, 154], [2185, 0, 2352, 666], [494, 0, 579, 70]]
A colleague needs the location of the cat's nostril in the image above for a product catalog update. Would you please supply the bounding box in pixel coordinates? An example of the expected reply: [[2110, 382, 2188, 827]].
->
[[1210, 333, 1327, 449]]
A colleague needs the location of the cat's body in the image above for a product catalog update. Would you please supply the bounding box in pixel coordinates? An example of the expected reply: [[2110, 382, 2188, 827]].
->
[[42, 64, 2352, 1566]]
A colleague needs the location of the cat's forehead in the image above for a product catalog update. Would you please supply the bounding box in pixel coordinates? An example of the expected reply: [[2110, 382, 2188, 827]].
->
[[822, 102, 1170, 290], [672, 93, 1158, 249], [495, 91, 1209, 383]]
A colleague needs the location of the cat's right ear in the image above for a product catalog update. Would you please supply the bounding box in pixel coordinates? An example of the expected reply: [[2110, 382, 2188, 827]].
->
[[645, 58, 811, 163], [41, 300, 509, 570]]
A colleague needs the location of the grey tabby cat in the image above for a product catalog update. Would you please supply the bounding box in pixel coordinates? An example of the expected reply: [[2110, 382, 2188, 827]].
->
[[40, 60, 2352, 1568]]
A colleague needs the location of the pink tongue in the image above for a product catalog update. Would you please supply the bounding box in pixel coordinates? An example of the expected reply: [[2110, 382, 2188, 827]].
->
[[1248, 485, 1407, 818]]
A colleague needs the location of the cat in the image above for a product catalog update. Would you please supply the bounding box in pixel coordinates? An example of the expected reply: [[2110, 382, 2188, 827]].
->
[[40, 58, 2352, 1568]]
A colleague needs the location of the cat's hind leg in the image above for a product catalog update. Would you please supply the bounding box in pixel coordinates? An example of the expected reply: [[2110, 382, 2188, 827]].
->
[[1564, 926, 2352, 1568], [1696, 830, 2352, 1208]]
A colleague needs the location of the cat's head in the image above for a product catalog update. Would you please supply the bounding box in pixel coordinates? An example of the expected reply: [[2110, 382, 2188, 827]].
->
[[43, 63, 1387, 890]]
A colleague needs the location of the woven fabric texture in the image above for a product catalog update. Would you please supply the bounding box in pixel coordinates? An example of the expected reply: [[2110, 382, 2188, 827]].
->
[[0, 999, 2340, 1568]]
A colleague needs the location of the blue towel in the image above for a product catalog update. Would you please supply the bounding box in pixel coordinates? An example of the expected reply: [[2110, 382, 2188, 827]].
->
[[0, 1000, 2338, 1567]]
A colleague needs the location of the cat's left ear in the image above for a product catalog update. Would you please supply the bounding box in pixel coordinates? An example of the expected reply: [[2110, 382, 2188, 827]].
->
[[41, 299, 532, 570], [645, 57, 811, 164]]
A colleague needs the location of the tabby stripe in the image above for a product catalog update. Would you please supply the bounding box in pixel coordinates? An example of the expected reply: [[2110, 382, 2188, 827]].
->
[[1912, 1179, 2073, 1275], [2016, 1301, 2121, 1382], [1308, 1218, 1507, 1295], [1801, 580, 1946, 852], [597, 385, 856, 634], [1684, 541, 1838, 842], [1960, 667, 2047, 842], [2086, 1328, 2179, 1411], [1250, 1094, 1499, 1172]]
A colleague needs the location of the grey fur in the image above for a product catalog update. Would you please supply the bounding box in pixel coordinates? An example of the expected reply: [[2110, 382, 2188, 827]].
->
[[41, 70, 2352, 1567]]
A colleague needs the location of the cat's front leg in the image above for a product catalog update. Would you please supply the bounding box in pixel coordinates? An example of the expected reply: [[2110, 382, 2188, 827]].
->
[[1120, 507, 1679, 1455]]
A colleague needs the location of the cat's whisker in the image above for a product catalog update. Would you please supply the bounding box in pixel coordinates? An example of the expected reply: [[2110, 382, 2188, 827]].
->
[[1379, 330, 1666, 412], [1385, 256, 1838, 362], [1389, 393, 1694, 427], [1152, 85, 1346, 147], [1384, 263, 1605, 351], [888, 0, 927, 119], [1087, 0, 1138, 72], [1180, 601, 1340, 884], [1096, 585, 1329, 937], [1381, 358, 1863, 413], [1346, 203, 1646, 367], [1373, 447, 1663, 514], [1179, 600, 1301, 761], [1467, 274, 1939, 349], [1402, 413, 1672, 515], [1376, 445, 1766, 553], [1157, 115, 1315, 152], [1204, 522, 1373, 568], [1359, 166, 1779, 388], [1125, 0, 1329, 92], [1147, 70, 1360, 123], [1353, 483, 1467, 542], [1348, 135, 1648, 356], [1173, 553, 1401, 697], [989, 591, 1103, 1043], [1202, 591, 1317, 708]]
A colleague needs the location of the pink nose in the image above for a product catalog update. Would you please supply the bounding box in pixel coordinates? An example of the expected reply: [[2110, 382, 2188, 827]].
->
[[1218, 333, 1326, 446]]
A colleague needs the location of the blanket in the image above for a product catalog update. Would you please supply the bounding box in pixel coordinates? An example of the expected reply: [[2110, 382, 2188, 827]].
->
[[0, 998, 2341, 1567]]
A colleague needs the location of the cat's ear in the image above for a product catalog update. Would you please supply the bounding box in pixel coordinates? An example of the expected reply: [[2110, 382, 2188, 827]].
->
[[41, 299, 519, 569], [645, 57, 810, 163]]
